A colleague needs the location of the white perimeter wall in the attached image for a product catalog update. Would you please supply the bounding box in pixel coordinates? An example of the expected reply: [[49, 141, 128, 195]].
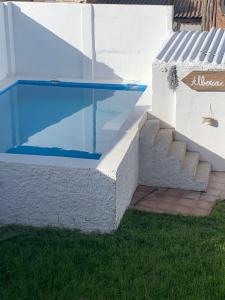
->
[[1, 2, 173, 82], [0, 4, 8, 80], [93, 5, 172, 81], [12, 3, 84, 79]]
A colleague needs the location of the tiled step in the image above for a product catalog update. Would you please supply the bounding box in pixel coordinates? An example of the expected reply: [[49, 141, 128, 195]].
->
[[182, 152, 199, 177], [168, 141, 186, 165], [194, 162, 211, 190], [154, 129, 173, 153], [140, 119, 160, 147]]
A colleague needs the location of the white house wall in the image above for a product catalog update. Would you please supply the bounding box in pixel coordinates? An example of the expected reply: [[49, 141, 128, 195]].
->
[[152, 28, 225, 171], [152, 63, 176, 127], [152, 63, 225, 171], [152, 64, 225, 171], [175, 65, 225, 172]]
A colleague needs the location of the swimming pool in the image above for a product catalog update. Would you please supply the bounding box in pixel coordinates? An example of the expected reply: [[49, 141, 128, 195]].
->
[[0, 80, 146, 160], [0, 79, 150, 232]]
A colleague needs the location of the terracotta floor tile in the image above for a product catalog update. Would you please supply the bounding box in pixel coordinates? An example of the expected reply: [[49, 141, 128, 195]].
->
[[143, 193, 161, 202], [212, 172, 225, 179], [206, 188, 221, 197], [196, 201, 214, 210], [177, 198, 198, 208], [199, 194, 216, 203], [136, 201, 179, 215], [131, 186, 156, 206], [156, 201, 176, 212], [165, 189, 184, 198], [181, 191, 201, 200], [136, 202, 164, 214], [155, 187, 169, 192], [138, 198, 159, 209], [131, 172, 225, 217], [208, 182, 225, 191], [130, 191, 145, 206], [160, 196, 180, 205], [150, 190, 168, 198], [136, 185, 155, 193], [171, 205, 193, 215], [209, 176, 225, 184], [134, 205, 158, 213], [219, 190, 225, 199], [192, 207, 211, 216]]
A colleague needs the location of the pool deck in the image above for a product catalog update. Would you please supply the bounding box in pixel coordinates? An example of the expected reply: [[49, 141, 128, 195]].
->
[[131, 172, 225, 216]]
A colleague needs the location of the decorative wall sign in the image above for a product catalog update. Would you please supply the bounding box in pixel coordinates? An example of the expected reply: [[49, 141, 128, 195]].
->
[[182, 71, 225, 91]]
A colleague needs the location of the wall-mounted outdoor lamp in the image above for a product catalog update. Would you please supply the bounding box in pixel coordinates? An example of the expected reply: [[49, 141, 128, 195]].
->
[[202, 104, 218, 127]]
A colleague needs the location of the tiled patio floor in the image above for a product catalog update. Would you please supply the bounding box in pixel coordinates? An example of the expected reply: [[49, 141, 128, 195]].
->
[[130, 172, 225, 216]]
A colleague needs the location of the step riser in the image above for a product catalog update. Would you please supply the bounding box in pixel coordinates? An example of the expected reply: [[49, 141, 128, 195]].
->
[[140, 120, 160, 147], [140, 162, 209, 191], [168, 142, 187, 166], [140, 178, 208, 192], [154, 129, 173, 154]]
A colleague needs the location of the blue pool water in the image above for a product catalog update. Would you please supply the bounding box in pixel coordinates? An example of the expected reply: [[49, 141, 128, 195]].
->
[[0, 80, 146, 159]]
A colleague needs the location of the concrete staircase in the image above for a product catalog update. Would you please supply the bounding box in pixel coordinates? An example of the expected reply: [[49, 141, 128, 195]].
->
[[139, 119, 211, 191]]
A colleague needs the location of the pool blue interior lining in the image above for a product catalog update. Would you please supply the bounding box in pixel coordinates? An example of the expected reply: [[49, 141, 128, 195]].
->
[[0, 80, 147, 96], [0, 80, 147, 160], [7, 146, 101, 160]]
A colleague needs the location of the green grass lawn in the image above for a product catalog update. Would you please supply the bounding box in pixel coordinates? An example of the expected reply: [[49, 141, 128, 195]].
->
[[1, 202, 225, 300]]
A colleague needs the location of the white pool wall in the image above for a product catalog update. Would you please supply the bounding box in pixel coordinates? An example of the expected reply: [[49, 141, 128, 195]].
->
[[0, 4, 8, 80], [0, 139, 137, 232], [0, 162, 117, 232], [0, 2, 173, 83]]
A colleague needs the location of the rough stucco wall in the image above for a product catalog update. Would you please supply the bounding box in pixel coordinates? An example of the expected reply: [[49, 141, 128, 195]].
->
[[0, 162, 117, 232], [0, 4, 8, 81], [0, 129, 141, 232], [115, 133, 139, 226]]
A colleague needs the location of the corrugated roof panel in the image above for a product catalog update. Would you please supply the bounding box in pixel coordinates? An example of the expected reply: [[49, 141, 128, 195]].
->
[[164, 32, 187, 63], [155, 28, 225, 65], [215, 32, 225, 64], [189, 32, 208, 61], [206, 29, 224, 63], [180, 31, 201, 61]]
